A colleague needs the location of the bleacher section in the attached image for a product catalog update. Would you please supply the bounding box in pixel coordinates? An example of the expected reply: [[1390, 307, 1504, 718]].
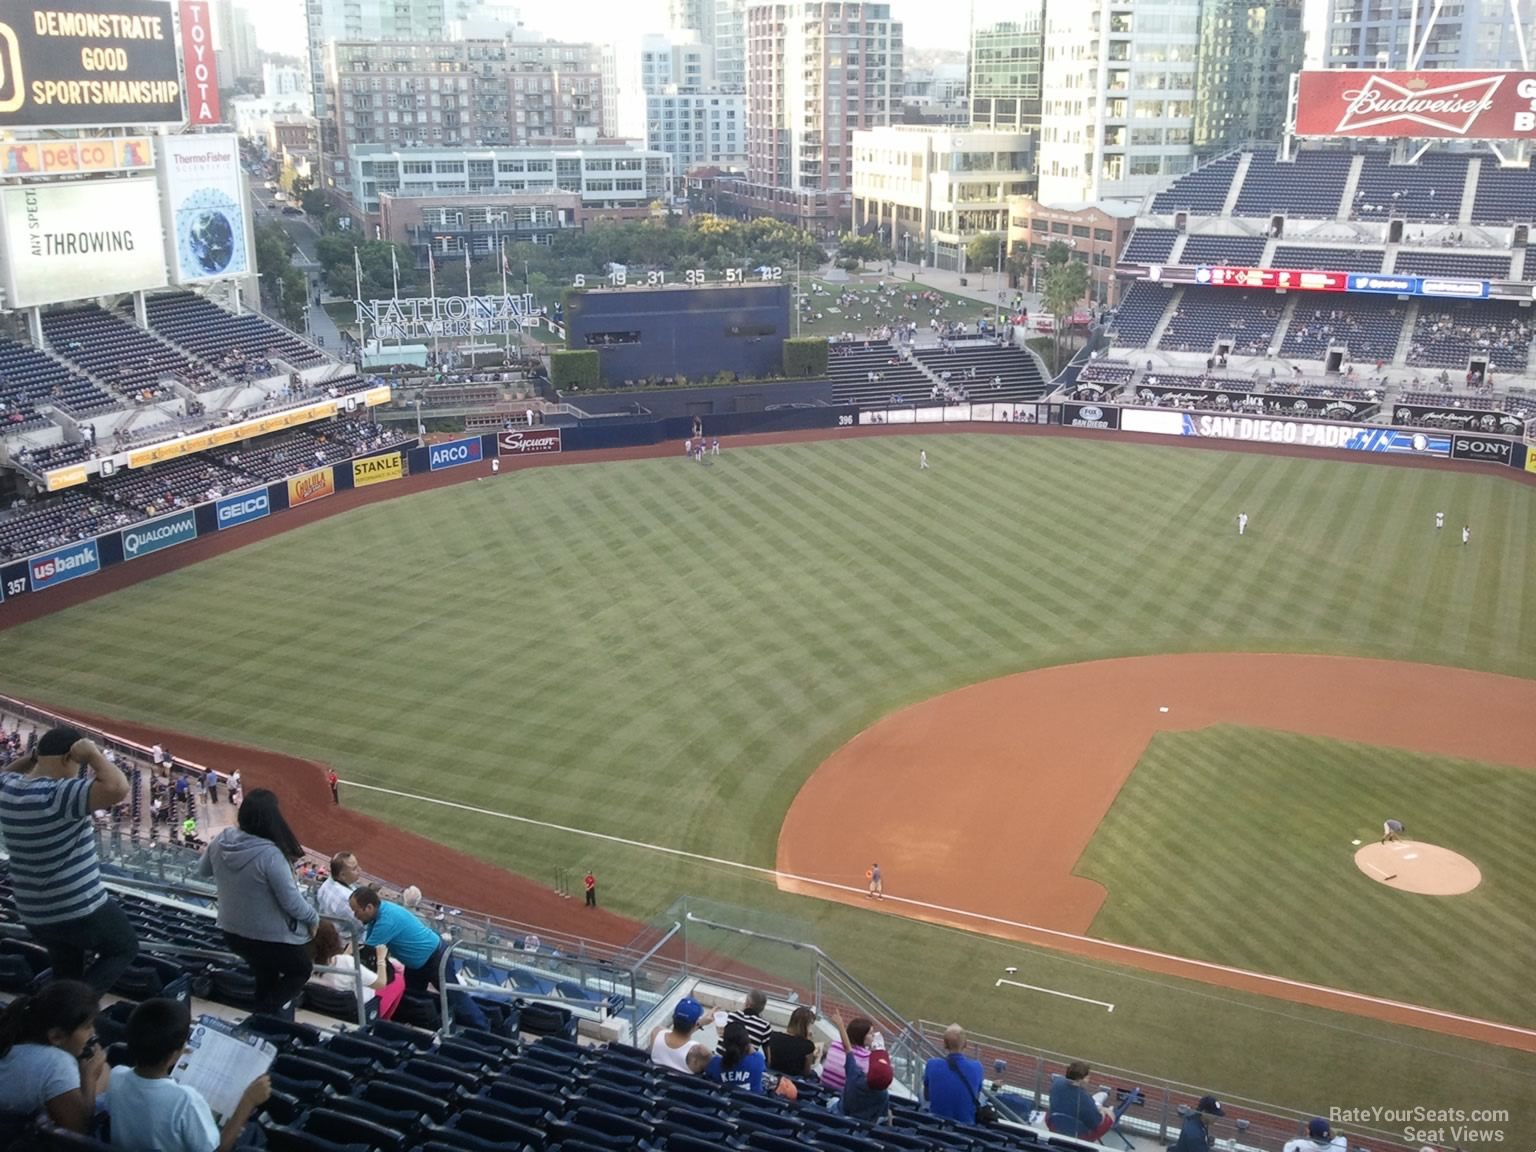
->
[[1272, 246, 1383, 273], [826, 342, 933, 407], [910, 345, 1048, 404], [1120, 228, 1179, 264], [1470, 162, 1536, 225], [1233, 150, 1353, 219], [1176, 234, 1268, 267], [41, 305, 223, 400], [0, 335, 119, 428], [1352, 154, 1468, 221], [1279, 298, 1407, 363], [1407, 301, 1532, 373], [97, 456, 258, 515], [146, 292, 326, 376], [0, 490, 141, 561], [1392, 251, 1513, 281], [1150, 152, 1240, 215], [1158, 290, 1280, 356], [1110, 282, 1174, 348]]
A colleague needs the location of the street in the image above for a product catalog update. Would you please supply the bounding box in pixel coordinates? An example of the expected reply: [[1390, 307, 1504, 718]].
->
[[243, 167, 342, 349]]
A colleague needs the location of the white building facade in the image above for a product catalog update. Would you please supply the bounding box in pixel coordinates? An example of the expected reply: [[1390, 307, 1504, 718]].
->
[[1036, 0, 1201, 204], [619, 33, 746, 170]]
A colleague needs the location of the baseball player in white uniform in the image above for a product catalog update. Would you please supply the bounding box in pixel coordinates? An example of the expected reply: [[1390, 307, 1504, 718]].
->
[[1237, 512, 1248, 536], [1435, 511, 1444, 530], [919, 449, 929, 470], [1462, 524, 1470, 545]]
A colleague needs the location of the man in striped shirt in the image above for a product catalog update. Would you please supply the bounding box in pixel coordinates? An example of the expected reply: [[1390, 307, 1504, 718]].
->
[[716, 989, 773, 1055], [0, 726, 138, 994]]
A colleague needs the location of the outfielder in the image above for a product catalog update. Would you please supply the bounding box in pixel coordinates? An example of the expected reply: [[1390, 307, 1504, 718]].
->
[[1462, 524, 1470, 545], [919, 449, 929, 471], [1237, 511, 1248, 536], [1435, 511, 1444, 530]]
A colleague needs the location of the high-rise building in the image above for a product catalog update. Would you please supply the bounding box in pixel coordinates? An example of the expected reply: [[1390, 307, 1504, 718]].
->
[[1037, 0, 1202, 204], [618, 33, 746, 170], [669, 0, 716, 45], [743, 1, 903, 232], [968, 13, 1044, 138], [712, 0, 747, 91], [325, 39, 605, 190], [1192, 0, 1303, 155], [600, 45, 621, 136], [1323, 0, 1535, 70]]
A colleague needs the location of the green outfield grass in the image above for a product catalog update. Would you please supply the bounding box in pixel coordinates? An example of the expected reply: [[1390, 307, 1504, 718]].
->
[[1077, 726, 1536, 1023], [2, 436, 1535, 1124]]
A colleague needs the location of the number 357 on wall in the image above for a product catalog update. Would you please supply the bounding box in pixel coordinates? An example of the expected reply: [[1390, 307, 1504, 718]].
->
[[572, 267, 783, 287]]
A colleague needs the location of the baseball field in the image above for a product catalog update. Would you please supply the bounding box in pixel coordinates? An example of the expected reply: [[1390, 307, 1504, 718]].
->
[[2, 431, 1535, 1134]]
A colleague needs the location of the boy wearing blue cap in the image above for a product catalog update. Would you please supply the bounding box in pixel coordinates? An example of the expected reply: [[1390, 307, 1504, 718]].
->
[[1285, 1117, 1346, 1152], [1171, 1096, 1224, 1152]]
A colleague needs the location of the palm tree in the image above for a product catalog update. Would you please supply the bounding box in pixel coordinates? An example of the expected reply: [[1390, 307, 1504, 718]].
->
[[1041, 259, 1091, 373]]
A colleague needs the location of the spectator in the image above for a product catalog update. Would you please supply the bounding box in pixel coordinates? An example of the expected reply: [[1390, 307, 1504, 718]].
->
[[195, 789, 319, 1015], [1172, 1096, 1225, 1152], [1048, 1061, 1114, 1140], [309, 919, 405, 1020], [717, 990, 772, 1054], [0, 980, 104, 1134], [326, 770, 339, 805], [1285, 1117, 1347, 1152], [205, 769, 218, 804], [649, 996, 710, 1073], [348, 886, 489, 1031], [819, 1015, 872, 1092], [924, 1023, 985, 1124], [0, 727, 137, 994], [705, 1019, 766, 1092], [832, 1012, 891, 1122], [107, 997, 269, 1152], [316, 851, 362, 935], [764, 1006, 821, 1077], [584, 870, 596, 907]]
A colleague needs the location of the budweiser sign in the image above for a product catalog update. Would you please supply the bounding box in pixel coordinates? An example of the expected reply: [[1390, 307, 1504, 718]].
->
[[1297, 70, 1536, 140], [498, 428, 563, 455]]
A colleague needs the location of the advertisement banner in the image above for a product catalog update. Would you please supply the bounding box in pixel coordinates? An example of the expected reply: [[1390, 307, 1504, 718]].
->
[[352, 452, 403, 487], [28, 540, 99, 591], [0, 180, 167, 308], [287, 466, 335, 507], [177, 0, 219, 125], [1450, 434, 1516, 465], [0, 0, 185, 130], [1390, 403, 1523, 435], [1296, 70, 1536, 140], [1064, 402, 1119, 430], [428, 436, 483, 471], [122, 509, 197, 560], [214, 489, 270, 530], [161, 134, 248, 282], [497, 428, 562, 456], [43, 464, 88, 491], [1122, 408, 1452, 455], [1527, 450, 1536, 474], [1195, 266, 1349, 292], [1, 136, 153, 177], [127, 400, 339, 468]]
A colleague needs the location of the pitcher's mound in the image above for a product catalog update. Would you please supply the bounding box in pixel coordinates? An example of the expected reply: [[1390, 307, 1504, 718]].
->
[[1354, 841, 1481, 895]]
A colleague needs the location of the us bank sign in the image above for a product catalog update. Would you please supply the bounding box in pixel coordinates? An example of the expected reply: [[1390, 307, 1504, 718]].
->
[[357, 293, 538, 340]]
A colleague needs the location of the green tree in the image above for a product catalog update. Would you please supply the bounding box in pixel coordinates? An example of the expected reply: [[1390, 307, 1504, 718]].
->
[[965, 233, 1003, 273], [1041, 258, 1091, 372], [836, 232, 884, 267], [277, 266, 308, 329], [1044, 240, 1073, 268]]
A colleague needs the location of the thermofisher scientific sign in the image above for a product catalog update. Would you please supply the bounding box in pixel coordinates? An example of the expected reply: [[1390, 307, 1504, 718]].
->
[[161, 134, 249, 282], [358, 294, 538, 341], [0, 179, 167, 307], [0, 2, 185, 130]]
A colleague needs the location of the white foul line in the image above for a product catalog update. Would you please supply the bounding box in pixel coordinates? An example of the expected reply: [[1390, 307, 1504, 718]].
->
[[1363, 861, 1394, 879], [997, 977, 1114, 1012], [342, 779, 1536, 1043]]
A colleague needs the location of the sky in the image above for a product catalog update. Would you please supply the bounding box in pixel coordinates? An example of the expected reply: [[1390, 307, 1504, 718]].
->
[[247, 0, 979, 60]]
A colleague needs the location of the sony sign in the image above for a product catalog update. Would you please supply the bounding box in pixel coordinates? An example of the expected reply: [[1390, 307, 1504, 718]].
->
[[357, 293, 537, 341]]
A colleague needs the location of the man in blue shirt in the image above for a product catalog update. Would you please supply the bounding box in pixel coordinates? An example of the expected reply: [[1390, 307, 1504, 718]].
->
[[350, 886, 488, 1030], [1047, 1061, 1114, 1140], [1172, 1095, 1225, 1152], [923, 1024, 985, 1123]]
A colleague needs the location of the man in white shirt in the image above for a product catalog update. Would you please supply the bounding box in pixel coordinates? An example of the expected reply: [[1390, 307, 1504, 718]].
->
[[317, 851, 363, 939], [1283, 1117, 1347, 1152], [108, 998, 268, 1152]]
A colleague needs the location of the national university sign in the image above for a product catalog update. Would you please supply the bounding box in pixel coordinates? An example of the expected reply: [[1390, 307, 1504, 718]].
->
[[357, 293, 537, 341]]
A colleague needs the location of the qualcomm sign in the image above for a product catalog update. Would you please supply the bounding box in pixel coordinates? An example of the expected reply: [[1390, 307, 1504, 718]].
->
[[29, 541, 100, 591], [428, 436, 483, 471], [122, 510, 198, 560], [216, 490, 271, 531]]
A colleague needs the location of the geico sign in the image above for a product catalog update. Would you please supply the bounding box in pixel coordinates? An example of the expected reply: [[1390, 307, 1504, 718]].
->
[[217, 493, 270, 527]]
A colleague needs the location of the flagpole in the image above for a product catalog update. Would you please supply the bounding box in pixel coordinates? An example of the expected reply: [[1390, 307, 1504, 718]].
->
[[353, 247, 366, 350], [390, 247, 401, 347], [501, 238, 511, 362], [428, 247, 438, 361]]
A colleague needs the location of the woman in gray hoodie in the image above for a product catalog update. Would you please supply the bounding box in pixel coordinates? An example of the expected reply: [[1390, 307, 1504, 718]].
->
[[195, 789, 319, 1015]]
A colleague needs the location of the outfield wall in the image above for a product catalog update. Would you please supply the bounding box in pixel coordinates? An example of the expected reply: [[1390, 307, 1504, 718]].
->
[[2, 401, 1530, 612]]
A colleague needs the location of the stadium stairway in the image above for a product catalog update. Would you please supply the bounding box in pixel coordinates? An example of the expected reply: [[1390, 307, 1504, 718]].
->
[[1335, 157, 1364, 223], [1221, 153, 1252, 216], [1146, 289, 1181, 349], [1392, 302, 1421, 365]]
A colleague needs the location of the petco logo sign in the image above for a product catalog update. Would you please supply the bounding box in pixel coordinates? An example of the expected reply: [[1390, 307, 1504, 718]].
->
[[1297, 70, 1536, 140], [429, 436, 483, 471], [215, 490, 270, 530], [122, 511, 198, 560], [498, 429, 562, 456], [29, 541, 100, 591]]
